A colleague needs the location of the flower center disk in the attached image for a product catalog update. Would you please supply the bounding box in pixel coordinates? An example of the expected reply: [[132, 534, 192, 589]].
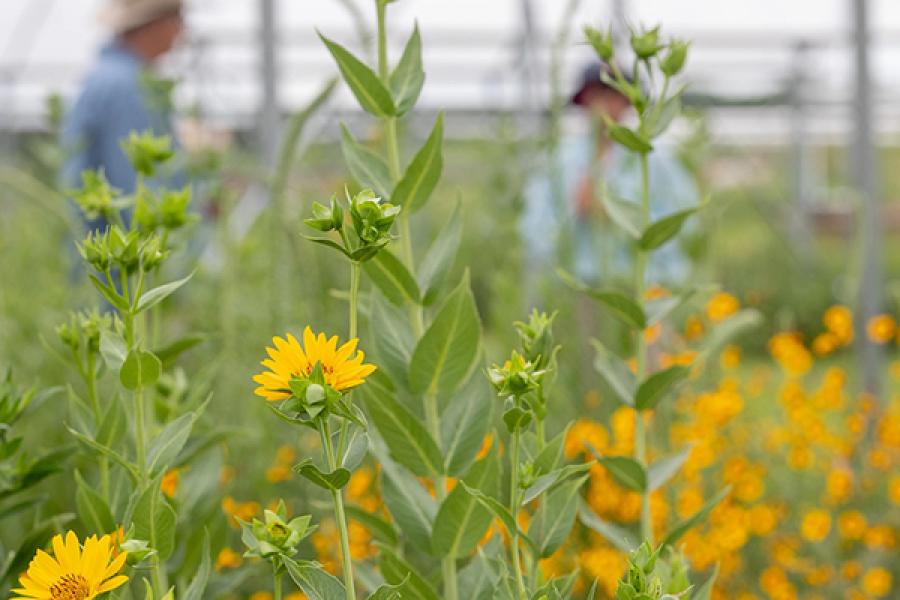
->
[[49, 574, 90, 600]]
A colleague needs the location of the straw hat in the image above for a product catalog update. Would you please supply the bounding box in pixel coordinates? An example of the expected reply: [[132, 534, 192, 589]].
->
[[99, 0, 183, 34]]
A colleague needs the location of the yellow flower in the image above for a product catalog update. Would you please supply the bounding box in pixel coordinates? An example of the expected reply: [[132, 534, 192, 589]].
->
[[889, 475, 900, 505], [214, 547, 242, 571], [253, 327, 376, 401], [12, 531, 128, 600], [160, 468, 179, 498], [823, 305, 854, 344], [720, 345, 741, 369], [862, 567, 892, 597], [866, 314, 896, 344], [800, 509, 831, 541], [706, 292, 739, 322], [812, 332, 839, 356], [837, 510, 867, 540]]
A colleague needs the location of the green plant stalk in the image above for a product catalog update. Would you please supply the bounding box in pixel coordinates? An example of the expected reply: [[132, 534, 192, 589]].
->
[[319, 418, 355, 600], [634, 152, 652, 544], [84, 351, 110, 503], [274, 568, 283, 600], [509, 429, 528, 600]]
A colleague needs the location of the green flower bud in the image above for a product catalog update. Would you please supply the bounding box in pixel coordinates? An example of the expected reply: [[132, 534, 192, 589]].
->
[[630, 26, 661, 60], [305, 195, 344, 232], [350, 189, 399, 245], [133, 187, 158, 232], [241, 500, 315, 560], [488, 351, 543, 398], [77, 229, 112, 272], [121, 131, 174, 177], [120, 538, 155, 565], [71, 171, 118, 221], [56, 321, 79, 350], [584, 26, 614, 61], [140, 235, 167, 271], [514, 309, 559, 371], [159, 187, 192, 230], [661, 40, 689, 76], [108, 227, 142, 274]]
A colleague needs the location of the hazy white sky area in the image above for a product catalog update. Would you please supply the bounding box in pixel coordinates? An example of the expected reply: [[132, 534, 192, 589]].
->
[[5, 0, 900, 139]]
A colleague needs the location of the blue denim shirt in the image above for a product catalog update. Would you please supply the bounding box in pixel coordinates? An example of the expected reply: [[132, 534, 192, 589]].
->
[[61, 40, 181, 194], [522, 134, 698, 285]]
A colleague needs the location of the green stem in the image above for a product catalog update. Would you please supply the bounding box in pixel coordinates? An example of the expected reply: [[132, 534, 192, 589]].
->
[[320, 419, 356, 600], [349, 262, 360, 339], [274, 568, 283, 600], [634, 152, 652, 544], [84, 352, 110, 502], [509, 430, 528, 600], [134, 386, 146, 481]]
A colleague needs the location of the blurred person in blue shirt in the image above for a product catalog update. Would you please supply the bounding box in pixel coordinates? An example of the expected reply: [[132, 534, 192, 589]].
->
[[522, 63, 698, 287], [61, 0, 185, 201]]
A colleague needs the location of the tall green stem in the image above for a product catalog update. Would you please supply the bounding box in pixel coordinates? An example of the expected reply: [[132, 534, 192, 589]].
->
[[273, 568, 283, 600], [84, 352, 110, 502], [634, 153, 652, 544], [349, 262, 360, 339], [509, 431, 528, 600], [320, 419, 355, 600]]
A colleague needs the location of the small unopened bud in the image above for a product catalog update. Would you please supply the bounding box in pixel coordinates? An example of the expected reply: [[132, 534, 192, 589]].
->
[[661, 40, 689, 76], [630, 27, 661, 60], [584, 26, 614, 61]]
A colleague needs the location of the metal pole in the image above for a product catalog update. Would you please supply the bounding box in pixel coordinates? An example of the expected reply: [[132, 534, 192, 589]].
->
[[259, 0, 279, 163], [851, 0, 883, 397]]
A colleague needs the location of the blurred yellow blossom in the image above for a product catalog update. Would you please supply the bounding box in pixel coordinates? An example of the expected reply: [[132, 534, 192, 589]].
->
[[866, 314, 896, 344], [800, 509, 831, 541], [706, 292, 739, 322]]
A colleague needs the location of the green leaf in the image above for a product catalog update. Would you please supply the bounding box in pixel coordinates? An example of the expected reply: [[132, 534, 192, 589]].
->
[[645, 288, 697, 326], [408, 273, 480, 396], [99, 329, 127, 371], [458, 549, 498, 600], [285, 558, 346, 600], [647, 447, 691, 492], [390, 23, 425, 115], [392, 113, 444, 212], [698, 309, 762, 361], [120, 350, 161, 391], [67, 426, 140, 483], [132, 482, 177, 560], [534, 427, 569, 475], [153, 333, 205, 369], [459, 482, 538, 556], [75, 470, 115, 533], [596, 455, 646, 492], [368, 294, 414, 388], [319, 33, 395, 117], [558, 270, 646, 329], [691, 564, 720, 600], [577, 498, 638, 552], [646, 85, 686, 138], [528, 475, 587, 557], [635, 365, 689, 411], [344, 505, 399, 546], [607, 123, 653, 153], [340, 124, 392, 198], [431, 445, 499, 557], [661, 486, 731, 549], [378, 544, 440, 600], [598, 188, 642, 239], [376, 442, 436, 553], [363, 251, 420, 306], [521, 461, 594, 505], [146, 412, 195, 475], [418, 201, 462, 305], [363, 388, 443, 477], [294, 459, 351, 490], [96, 394, 126, 448], [135, 272, 193, 313], [341, 429, 369, 471], [590, 339, 636, 407], [182, 531, 212, 600], [639, 208, 696, 251], [367, 579, 406, 600], [440, 373, 493, 477]]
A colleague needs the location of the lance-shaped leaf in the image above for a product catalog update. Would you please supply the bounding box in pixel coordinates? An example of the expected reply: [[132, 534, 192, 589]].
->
[[646, 83, 687, 139], [528, 475, 588, 557], [344, 505, 399, 546], [373, 438, 437, 553], [635, 364, 689, 411], [692, 564, 720, 600], [181, 531, 212, 600], [638, 208, 696, 251], [89, 275, 129, 312], [594, 453, 646, 492], [285, 558, 346, 600], [378, 544, 440, 600], [458, 548, 499, 600], [99, 329, 127, 371], [293, 459, 351, 491], [392, 113, 444, 212], [661, 486, 731, 549], [319, 33, 395, 117], [146, 411, 196, 476], [135, 271, 193, 313], [409, 273, 480, 396], [459, 482, 538, 556], [418, 201, 462, 305], [597, 187, 642, 239], [590, 339, 636, 406], [577, 498, 638, 553], [67, 427, 140, 483], [363, 251, 420, 306], [440, 373, 493, 477], [75, 470, 115, 533], [363, 388, 443, 477], [645, 287, 697, 326], [132, 481, 177, 560], [558, 270, 646, 329], [390, 23, 425, 115], [340, 124, 392, 198], [368, 294, 414, 388], [607, 122, 653, 154], [521, 461, 594, 505], [431, 445, 498, 557], [698, 309, 762, 362], [647, 447, 691, 492]]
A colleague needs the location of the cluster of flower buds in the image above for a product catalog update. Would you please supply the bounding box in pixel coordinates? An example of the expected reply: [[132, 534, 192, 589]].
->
[[55, 309, 111, 355], [71, 171, 119, 222], [134, 187, 194, 233], [77, 226, 168, 274], [513, 309, 559, 372], [488, 351, 544, 399], [239, 500, 315, 561], [304, 189, 399, 262], [614, 543, 690, 600], [121, 131, 175, 178], [284, 363, 343, 423]]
